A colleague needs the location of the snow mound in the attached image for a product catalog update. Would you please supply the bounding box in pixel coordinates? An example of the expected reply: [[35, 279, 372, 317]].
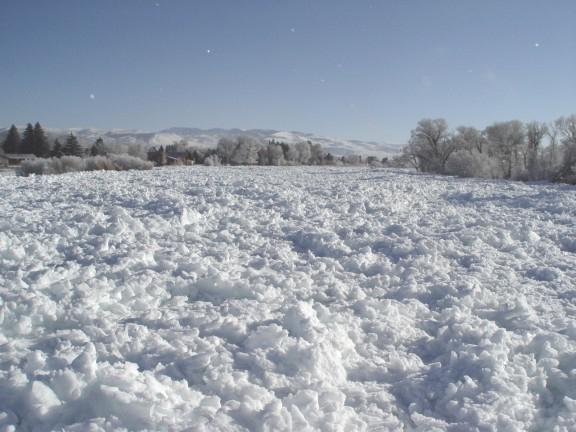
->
[[0, 167, 575, 431]]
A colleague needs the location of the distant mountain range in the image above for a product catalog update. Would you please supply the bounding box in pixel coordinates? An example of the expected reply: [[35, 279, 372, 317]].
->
[[0, 126, 404, 158]]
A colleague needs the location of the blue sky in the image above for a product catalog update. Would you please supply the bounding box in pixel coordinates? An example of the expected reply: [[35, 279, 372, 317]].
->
[[1, 0, 574, 143]]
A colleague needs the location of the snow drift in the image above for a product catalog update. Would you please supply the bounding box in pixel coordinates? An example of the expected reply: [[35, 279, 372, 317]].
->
[[0, 166, 575, 431]]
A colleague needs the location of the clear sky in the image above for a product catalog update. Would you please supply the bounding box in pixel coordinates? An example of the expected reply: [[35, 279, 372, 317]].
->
[[1, 1, 574, 143]]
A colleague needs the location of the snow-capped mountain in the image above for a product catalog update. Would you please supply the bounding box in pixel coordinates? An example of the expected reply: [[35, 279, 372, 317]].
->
[[0, 126, 404, 158]]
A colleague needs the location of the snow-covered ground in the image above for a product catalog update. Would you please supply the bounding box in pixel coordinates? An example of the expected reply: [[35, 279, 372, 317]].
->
[[0, 166, 575, 431]]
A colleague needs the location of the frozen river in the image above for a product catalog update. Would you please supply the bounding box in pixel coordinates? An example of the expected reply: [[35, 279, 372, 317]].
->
[[0, 166, 575, 431]]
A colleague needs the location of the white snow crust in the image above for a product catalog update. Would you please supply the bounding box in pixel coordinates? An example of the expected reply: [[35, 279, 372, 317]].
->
[[0, 166, 575, 431]]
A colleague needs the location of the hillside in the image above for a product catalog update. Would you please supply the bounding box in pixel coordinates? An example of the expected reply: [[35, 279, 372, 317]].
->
[[0, 167, 575, 431]]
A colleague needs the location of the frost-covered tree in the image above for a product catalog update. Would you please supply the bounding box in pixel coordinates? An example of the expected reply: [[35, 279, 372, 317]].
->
[[182, 138, 328, 167], [267, 142, 286, 165], [284, 144, 299, 164], [403, 114, 576, 183], [230, 136, 261, 165], [555, 115, 576, 182], [257, 147, 269, 165], [453, 126, 486, 154], [309, 142, 323, 165], [343, 154, 363, 165], [485, 120, 525, 179], [204, 154, 221, 166], [446, 149, 500, 178], [405, 118, 455, 173], [2, 125, 21, 154], [295, 142, 312, 164], [217, 138, 238, 165], [541, 121, 562, 178]]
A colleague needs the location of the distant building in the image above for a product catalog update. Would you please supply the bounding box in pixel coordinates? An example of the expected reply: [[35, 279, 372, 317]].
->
[[147, 146, 194, 166], [166, 151, 194, 165], [0, 154, 37, 166], [147, 146, 167, 166]]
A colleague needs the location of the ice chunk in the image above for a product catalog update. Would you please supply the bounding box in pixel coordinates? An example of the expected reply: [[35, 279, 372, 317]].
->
[[27, 381, 61, 419]]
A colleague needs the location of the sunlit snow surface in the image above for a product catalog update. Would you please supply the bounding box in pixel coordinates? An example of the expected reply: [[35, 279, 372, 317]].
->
[[1, 166, 575, 431]]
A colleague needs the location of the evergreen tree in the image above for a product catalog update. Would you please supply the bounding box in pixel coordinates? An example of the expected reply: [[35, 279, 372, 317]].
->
[[63, 133, 83, 156], [2, 125, 21, 154], [90, 137, 107, 156], [21, 123, 35, 154], [51, 139, 63, 158], [32, 122, 50, 157]]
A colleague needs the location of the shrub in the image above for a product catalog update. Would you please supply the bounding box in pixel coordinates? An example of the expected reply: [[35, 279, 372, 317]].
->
[[445, 150, 501, 178], [18, 155, 152, 176], [85, 156, 117, 171], [108, 154, 153, 171], [204, 154, 221, 166]]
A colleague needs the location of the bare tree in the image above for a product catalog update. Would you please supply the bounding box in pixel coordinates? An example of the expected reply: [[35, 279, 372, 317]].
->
[[453, 126, 486, 154], [216, 138, 238, 165], [555, 115, 576, 180], [525, 122, 548, 178], [543, 121, 561, 177]]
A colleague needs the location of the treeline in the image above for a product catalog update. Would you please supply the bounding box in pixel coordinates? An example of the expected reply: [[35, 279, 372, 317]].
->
[[2, 123, 85, 157], [1, 123, 153, 176], [154, 137, 386, 167], [217, 138, 325, 165], [401, 115, 576, 184], [2, 123, 148, 160]]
